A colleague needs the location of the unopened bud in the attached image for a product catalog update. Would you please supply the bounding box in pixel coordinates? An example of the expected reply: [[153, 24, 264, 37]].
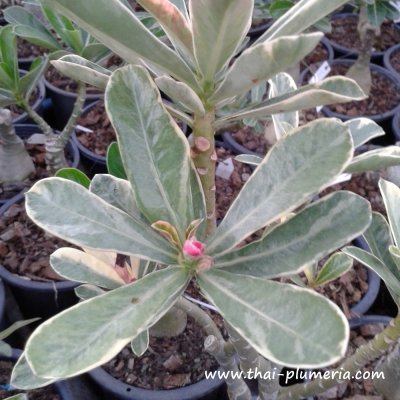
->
[[183, 239, 205, 258]]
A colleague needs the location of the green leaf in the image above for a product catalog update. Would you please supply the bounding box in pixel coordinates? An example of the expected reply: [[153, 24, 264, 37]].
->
[[363, 212, 399, 279], [80, 43, 111, 63], [105, 65, 205, 237], [55, 168, 91, 188], [0, 341, 12, 357], [131, 330, 149, 357], [136, 0, 194, 58], [50, 248, 125, 289], [0, 88, 16, 107], [4, 6, 61, 51], [211, 32, 322, 102], [213, 191, 370, 278], [380, 179, 400, 248], [51, 55, 110, 90], [216, 77, 366, 127], [344, 118, 385, 148], [18, 56, 48, 100], [269, 72, 299, 140], [155, 76, 205, 115], [389, 246, 400, 277], [206, 119, 353, 255], [41, 0, 198, 87], [0, 26, 18, 86], [189, 0, 253, 81], [75, 284, 106, 300], [345, 146, 400, 174], [11, 353, 56, 390], [25, 267, 189, 378], [3, 394, 28, 400], [26, 178, 179, 265], [106, 142, 127, 180], [89, 174, 141, 219], [254, 0, 349, 44], [41, 5, 83, 52], [313, 253, 353, 287], [234, 154, 263, 166], [0, 318, 40, 341], [198, 269, 349, 368], [343, 246, 400, 296]]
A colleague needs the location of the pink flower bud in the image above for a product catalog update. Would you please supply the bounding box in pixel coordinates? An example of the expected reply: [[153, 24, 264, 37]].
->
[[183, 239, 205, 258]]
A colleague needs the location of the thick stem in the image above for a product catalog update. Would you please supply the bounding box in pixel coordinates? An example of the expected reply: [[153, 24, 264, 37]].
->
[[0, 108, 35, 182], [226, 324, 281, 400], [205, 335, 252, 400], [191, 109, 217, 237], [60, 82, 86, 146], [278, 314, 400, 399], [346, 1, 378, 95], [175, 296, 223, 340]]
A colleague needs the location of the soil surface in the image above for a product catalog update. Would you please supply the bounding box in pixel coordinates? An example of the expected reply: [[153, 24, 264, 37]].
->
[[0, 359, 60, 399], [324, 63, 400, 117], [389, 47, 400, 74], [104, 315, 219, 390], [0, 200, 70, 281], [17, 38, 47, 59], [300, 41, 330, 71], [45, 66, 102, 95], [327, 16, 400, 53]]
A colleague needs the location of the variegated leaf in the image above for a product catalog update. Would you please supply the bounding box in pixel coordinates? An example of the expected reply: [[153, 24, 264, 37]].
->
[[25, 267, 189, 378], [190, 0, 253, 81], [215, 77, 365, 127], [198, 269, 349, 368], [206, 119, 353, 255], [52, 55, 110, 90], [313, 253, 353, 287], [105, 65, 205, 237], [50, 248, 125, 289], [40, 0, 197, 87], [344, 118, 384, 148], [380, 179, 400, 248], [26, 178, 178, 265], [131, 330, 149, 357], [213, 191, 370, 278], [212, 33, 322, 102]]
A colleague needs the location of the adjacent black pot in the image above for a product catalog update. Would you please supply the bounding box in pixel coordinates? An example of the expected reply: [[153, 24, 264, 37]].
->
[[1, 349, 77, 399], [88, 365, 225, 400], [12, 73, 46, 125], [0, 193, 79, 320], [326, 13, 400, 64], [0, 124, 80, 206], [314, 60, 400, 139], [44, 76, 102, 130], [392, 111, 400, 142], [383, 43, 400, 81]]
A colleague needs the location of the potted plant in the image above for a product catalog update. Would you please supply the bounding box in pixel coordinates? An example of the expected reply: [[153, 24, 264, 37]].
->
[[3, 1, 110, 130], [8, 0, 400, 399]]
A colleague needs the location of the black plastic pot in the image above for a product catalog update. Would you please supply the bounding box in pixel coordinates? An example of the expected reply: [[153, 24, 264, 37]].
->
[[312, 60, 400, 140], [326, 13, 400, 64], [12, 73, 46, 125], [0, 124, 80, 207], [0, 349, 75, 399], [88, 365, 225, 400], [392, 111, 400, 142], [383, 43, 400, 81], [0, 193, 79, 320], [44, 76, 102, 130]]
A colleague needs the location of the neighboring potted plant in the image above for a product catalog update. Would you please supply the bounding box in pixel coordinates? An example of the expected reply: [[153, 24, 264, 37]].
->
[[3, 1, 110, 130], [7, 0, 400, 399]]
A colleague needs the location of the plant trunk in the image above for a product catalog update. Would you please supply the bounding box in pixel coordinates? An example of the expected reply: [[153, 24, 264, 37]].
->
[[0, 108, 35, 183], [191, 108, 217, 237], [346, 1, 378, 95]]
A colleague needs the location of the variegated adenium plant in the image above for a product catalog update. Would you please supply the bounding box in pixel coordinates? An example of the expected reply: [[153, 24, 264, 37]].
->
[[9, 0, 400, 398]]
